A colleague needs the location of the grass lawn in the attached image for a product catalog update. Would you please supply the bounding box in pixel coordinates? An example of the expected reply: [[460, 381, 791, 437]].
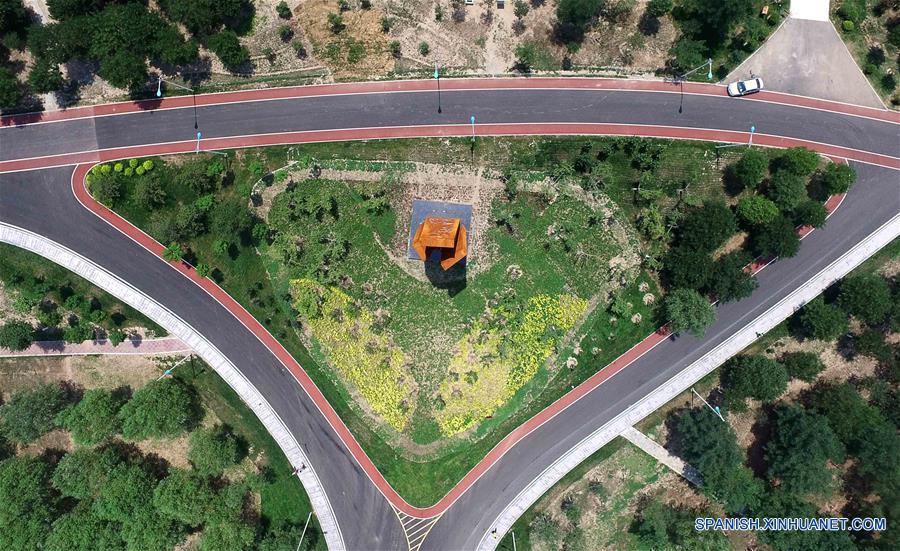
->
[[832, 1, 900, 107], [90, 136, 766, 506], [0, 243, 166, 338], [178, 360, 324, 548]]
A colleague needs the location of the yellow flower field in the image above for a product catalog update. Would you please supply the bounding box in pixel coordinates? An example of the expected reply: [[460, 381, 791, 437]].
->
[[435, 294, 588, 436], [290, 279, 413, 432]]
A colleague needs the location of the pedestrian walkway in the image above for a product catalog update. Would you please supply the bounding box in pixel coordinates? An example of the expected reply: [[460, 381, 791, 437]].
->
[[0, 336, 190, 357], [620, 426, 702, 487], [726, 2, 883, 108]]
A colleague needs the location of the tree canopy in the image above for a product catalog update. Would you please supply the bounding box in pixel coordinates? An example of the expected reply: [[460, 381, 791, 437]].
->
[[753, 215, 800, 259], [0, 320, 34, 351], [796, 297, 848, 341], [43, 504, 125, 551], [819, 163, 856, 195], [764, 404, 844, 496], [779, 351, 824, 382], [119, 379, 201, 440], [664, 288, 716, 337], [56, 388, 125, 445], [736, 195, 779, 227], [674, 407, 761, 513], [0, 383, 68, 443], [630, 501, 729, 549], [730, 148, 768, 191], [0, 456, 57, 551], [721, 354, 788, 410], [188, 424, 241, 474], [838, 274, 892, 326], [153, 469, 218, 527], [677, 200, 737, 252], [706, 250, 757, 303]]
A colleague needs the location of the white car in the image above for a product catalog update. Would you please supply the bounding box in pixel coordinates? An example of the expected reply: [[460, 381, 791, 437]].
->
[[727, 77, 764, 97]]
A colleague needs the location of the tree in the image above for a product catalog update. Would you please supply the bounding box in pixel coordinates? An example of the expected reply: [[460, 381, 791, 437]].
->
[[27, 57, 65, 94], [0, 67, 22, 109], [793, 199, 827, 228], [151, 25, 200, 67], [766, 169, 807, 211], [645, 0, 673, 18], [667, 37, 707, 73], [780, 351, 824, 382], [0, 0, 29, 34], [0, 456, 57, 551], [677, 200, 737, 252], [208, 30, 249, 68], [163, 242, 185, 262], [804, 382, 891, 449], [157, 0, 248, 36], [721, 354, 788, 409], [674, 407, 761, 513], [0, 383, 68, 443], [706, 250, 757, 303], [211, 199, 254, 239], [554, 0, 605, 44], [153, 470, 218, 527], [514, 0, 529, 18], [513, 43, 538, 73], [44, 504, 125, 551], [173, 204, 207, 240], [663, 246, 712, 290], [176, 160, 217, 193], [276, 0, 291, 18], [730, 147, 768, 191], [752, 215, 800, 258], [772, 147, 819, 176], [56, 388, 125, 445], [765, 404, 844, 495], [327, 12, 344, 34], [188, 424, 240, 474], [52, 447, 121, 500], [796, 296, 848, 341], [418, 41, 430, 56], [98, 51, 148, 91], [838, 274, 891, 326], [755, 489, 857, 551], [119, 379, 201, 439], [200, 519, 256, 551], [680, 0, 752, 46], [0, 320, 34, 351], [92, 462, 156, 522], [736, 195, 779, 226], [854, 423, 900, 496], [89, 172, 123, 206], [121, 507, 187, 551], [819, 162, 856, 195], [631, 501, 728, 549], [664, 288, 715, 337]]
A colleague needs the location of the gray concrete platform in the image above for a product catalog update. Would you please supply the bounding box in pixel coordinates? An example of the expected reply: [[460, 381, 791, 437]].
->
[[726, 17, 884, 108]]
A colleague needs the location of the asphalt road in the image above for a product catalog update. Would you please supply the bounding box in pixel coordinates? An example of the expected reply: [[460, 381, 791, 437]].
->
[[3, 89, 899, 162], [1, 85, 898, 550]]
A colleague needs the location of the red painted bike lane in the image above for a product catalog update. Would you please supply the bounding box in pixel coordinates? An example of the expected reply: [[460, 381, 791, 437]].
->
[[62, 130, 851, 517]]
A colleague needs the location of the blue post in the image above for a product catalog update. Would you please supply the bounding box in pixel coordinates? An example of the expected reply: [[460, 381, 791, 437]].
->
[[196, 131, 202, 152], [706, 59, 713, 80], [470, 115, 476, 141], [749, 125, 756, 146], [156, 78, 162, 97]]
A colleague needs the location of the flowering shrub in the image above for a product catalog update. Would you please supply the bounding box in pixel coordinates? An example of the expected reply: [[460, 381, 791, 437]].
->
[[290, 279, 413, 431], [436, 293, 588, 435]]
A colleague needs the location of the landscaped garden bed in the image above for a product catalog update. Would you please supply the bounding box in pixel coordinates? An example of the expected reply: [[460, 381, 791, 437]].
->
[[84, 136, 848, 505]]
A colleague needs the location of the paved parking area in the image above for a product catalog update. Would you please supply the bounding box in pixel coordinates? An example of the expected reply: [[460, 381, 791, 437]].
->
[[726, 16, 883, 108], [791, 0, 830, 21]]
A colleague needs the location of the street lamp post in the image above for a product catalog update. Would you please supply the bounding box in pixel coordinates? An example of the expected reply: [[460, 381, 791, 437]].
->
[[156, 75, 200, 130], [676, 58, 713, 114], [156, 354, 192, 381], [295, 512, 312, 551], [691, 387, 725, 422], [434, 63, 442, 114]]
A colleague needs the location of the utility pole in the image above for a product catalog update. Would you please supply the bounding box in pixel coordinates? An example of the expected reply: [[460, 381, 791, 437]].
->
[[296, 512, 312, 551]]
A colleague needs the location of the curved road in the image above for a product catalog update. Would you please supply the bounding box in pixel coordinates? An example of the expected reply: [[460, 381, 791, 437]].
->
[[1, 79, 898, 550]]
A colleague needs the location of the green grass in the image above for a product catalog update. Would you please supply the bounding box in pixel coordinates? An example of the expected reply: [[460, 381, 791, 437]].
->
[[0, 243, 166, 337], [178, 360, 325, 549], [91, 136, 745, 506]]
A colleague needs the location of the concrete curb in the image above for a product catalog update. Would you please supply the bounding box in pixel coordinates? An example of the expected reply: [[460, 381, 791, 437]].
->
[[0, 222, 346, 551], [479, 212, 900, 550]]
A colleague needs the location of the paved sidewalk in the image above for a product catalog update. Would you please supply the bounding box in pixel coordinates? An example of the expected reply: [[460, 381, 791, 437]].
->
[[0, 336, 190, 357], [726, 16, 883, 108], [621, 426, 702, 487]]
